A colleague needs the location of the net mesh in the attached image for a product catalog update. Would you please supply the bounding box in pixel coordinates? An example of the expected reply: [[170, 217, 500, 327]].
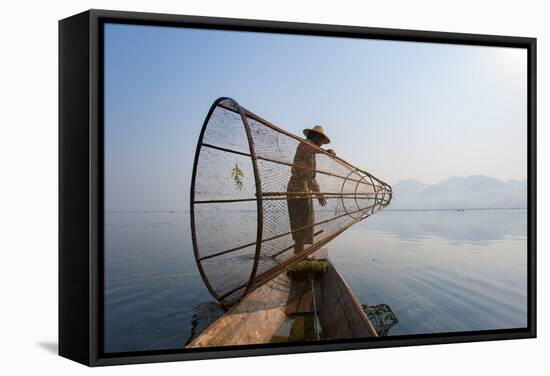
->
[[191, 97, 392, 306]]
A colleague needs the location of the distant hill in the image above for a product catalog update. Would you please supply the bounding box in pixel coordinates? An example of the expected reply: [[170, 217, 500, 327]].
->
[[390, 175, 527, 210]]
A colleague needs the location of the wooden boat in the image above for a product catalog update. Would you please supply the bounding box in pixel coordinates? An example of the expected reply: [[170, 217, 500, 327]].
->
[[187, 250, 377, 348]]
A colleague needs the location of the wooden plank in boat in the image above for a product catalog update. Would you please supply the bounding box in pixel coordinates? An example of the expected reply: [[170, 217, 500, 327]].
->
[[186, 272, 291, 348]]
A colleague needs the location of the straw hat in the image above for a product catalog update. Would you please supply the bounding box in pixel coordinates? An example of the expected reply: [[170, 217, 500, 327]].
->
[[303, 125, 330, 144]]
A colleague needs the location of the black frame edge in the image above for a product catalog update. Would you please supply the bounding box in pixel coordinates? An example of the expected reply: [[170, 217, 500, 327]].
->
[[59, 10, 93, 366], [527, 38, 537, 338], [87, 8, 536, 46]]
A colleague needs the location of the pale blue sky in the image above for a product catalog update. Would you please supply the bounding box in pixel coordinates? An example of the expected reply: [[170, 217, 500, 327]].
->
[[104, 23, 527, 211]]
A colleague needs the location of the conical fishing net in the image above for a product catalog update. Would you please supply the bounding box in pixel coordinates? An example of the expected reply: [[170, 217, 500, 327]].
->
[[190, 97, 392, 306]]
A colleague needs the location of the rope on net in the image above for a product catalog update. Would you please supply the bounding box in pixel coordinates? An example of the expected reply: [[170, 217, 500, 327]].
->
[[190, 97, 392, 306]]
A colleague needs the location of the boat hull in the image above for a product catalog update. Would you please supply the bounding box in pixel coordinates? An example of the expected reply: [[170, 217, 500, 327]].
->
[[187, 258, 377, 348]]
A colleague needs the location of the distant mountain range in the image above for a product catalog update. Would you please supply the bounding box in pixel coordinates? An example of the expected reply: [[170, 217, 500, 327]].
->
[[389, 175, 527, 210]]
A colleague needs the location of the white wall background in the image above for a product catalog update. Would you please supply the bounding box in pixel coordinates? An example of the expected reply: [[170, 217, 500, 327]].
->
[[0, 0, 546, 374]]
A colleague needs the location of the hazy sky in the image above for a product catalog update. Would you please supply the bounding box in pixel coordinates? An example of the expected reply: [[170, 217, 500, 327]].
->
[[104, 23, 527, 211]]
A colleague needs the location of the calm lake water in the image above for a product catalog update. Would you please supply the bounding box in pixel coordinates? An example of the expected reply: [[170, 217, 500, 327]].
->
[[104, 209, 527, 353]]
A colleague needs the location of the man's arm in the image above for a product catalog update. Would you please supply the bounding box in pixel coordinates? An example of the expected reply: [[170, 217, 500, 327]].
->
[[309, 178, 327, 207]]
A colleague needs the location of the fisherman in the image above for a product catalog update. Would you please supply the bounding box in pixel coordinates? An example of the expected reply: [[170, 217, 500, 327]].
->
[[287, 125, 335, 254]]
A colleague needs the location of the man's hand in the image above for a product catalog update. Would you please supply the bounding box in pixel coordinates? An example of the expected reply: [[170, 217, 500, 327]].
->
[[317, 194, 327, 207]]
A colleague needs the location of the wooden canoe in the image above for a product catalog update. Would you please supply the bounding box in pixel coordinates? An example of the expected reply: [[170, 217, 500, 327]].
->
[[187, 253, 377, 348]]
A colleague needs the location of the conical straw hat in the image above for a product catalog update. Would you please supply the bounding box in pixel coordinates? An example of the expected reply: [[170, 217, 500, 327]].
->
[[303, 125, 330, 144]]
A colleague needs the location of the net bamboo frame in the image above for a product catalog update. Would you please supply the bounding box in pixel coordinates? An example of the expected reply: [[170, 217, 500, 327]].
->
[[190, 97, 392, 306]]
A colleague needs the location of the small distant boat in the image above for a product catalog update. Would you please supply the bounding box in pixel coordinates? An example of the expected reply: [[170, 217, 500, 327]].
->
[[186, 251, 377, 347], [456, 208, 465, 212]]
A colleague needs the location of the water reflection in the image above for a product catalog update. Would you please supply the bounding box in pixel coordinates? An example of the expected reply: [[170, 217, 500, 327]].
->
[[367, 209, 526, 244], [330, 209, 527, 336], [104, 209, 528, 352]]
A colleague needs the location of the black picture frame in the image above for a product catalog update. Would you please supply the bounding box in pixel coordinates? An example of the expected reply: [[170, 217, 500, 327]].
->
[[59, 9, 537, 367]]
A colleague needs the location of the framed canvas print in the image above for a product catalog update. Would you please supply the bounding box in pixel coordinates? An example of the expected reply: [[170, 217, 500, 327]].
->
[[59, 9, 536, 366]]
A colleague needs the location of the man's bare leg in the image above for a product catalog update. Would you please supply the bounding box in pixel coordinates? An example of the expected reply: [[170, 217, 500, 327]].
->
[[294, 239, 304, 254]]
